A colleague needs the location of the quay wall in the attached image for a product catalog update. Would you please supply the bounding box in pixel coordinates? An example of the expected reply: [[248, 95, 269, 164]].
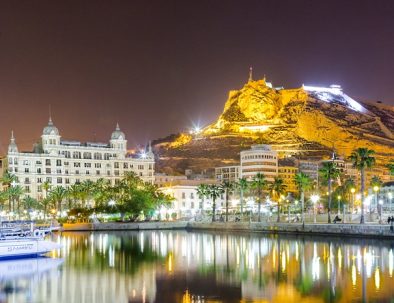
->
[[187, 222, 394, 238], [62, 221, 394, 238]]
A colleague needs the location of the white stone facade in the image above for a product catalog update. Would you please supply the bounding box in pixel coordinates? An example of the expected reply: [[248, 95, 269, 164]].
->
[[240, 145, 278, 182], [6, 119, 154, 199]]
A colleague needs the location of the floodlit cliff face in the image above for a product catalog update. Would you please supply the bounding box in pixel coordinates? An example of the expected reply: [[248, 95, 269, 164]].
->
[[154, 79, 394, 174]]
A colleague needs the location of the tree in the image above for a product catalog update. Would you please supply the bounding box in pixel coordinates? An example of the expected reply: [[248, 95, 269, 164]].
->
[[387, 160, 394, 175], [343, 177, 356, 213], [370, 175, 382, 188], [237, 178, 249, 219], [22, 196, 38, 219], [49, 186, 67, 214], [196, 184, 209, 213], [6, 185, 24, 217], [349, 148, 376, 224], [319, 161, 341, 223], [39, 197, 52, 220], [294, 172, 312, 223], [42, 180, 52, 199], [251, 173, 267, 222], [0, 171, 17, 211], [269, 177, 287, 223], [0, 191, 8, 212], [80, 180, 95, 207], [220, 181, 234, 222], [207, 184, 224, 222]]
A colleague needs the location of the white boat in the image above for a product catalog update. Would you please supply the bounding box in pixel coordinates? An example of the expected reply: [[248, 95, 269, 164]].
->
[[0, 238, 62, 259]]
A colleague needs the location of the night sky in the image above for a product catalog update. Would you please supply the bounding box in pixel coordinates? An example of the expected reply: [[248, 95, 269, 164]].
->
[[0, 0, 393, 153]]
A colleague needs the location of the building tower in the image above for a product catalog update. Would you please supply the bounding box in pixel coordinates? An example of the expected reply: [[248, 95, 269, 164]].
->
[[41, 117, 61, 153], [110, 123, 127, 154], [8, 131, 18, 154]]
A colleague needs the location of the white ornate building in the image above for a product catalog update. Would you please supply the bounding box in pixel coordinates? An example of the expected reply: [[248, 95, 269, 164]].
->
[[6, 118, 154, 199]]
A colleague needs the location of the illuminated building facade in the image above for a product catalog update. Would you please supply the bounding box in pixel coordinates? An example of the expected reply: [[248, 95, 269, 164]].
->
[[6, 118, 154, 200], [215, 166, 240, 183], [240, 145, 278, 182], [278, 159, 298, 193]]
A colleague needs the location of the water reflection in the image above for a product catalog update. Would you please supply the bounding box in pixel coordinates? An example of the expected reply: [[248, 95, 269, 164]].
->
[[4, 231, 394, 302]]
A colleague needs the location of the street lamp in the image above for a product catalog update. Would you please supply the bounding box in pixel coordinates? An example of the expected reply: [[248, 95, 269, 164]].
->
[[373, 186, 379, 222], [350, 188, 356, 214], [378, 199, 383, 224], [311, 194, 320, 224]]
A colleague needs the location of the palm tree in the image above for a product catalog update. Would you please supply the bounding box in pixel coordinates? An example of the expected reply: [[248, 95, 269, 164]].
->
[[68, 183, 82, 207], [237, 178, 249, 219], [22, 196, 38, 219], [50, 186, 67, 214], [251, 173, 267, 222], [319, 161, 341, 223], [207, 184, 224, 222], [42, 180, 52, 200], [220, 181, 234, 222], [196, 184, 209, 214], [0, 171, 17, 211], [6, 185, 24, 217], [80, 180, 95, 207], [387, 160, 394, 175], [40, 197, 52, 220], [294, 172, 312, 223], [349, 148, 376, 224], [0, 191, 8, 212], [269, 177, 287, 223]]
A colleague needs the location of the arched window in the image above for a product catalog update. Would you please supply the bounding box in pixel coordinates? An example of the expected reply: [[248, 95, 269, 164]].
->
[[83, 152, 92, 159], [94, 153, 102, 160], [73, 151, 81, 159]]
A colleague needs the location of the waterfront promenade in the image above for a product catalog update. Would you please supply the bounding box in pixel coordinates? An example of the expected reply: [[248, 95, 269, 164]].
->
[[62, 220, 394, 238]]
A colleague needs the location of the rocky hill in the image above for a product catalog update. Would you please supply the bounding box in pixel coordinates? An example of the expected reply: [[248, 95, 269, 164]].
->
[[153, 78, 394, 175]]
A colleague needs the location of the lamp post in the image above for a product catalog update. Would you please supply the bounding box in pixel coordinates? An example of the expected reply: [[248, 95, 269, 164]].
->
[[311, 194, 320, 224], [378, 199, 383, 224], [373, 186, 379, 222], [350, 187, 356, 223]]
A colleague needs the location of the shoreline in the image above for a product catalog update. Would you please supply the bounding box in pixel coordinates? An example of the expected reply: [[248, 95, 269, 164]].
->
[[61, 221, 394, 239]]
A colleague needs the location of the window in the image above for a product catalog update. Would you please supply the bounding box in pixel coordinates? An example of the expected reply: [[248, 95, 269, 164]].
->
[[73, 151, 81, 159], [95, 163, 101, 168], [23, 160, 29, 165], [83, 152, 92, 159], [84, 163, 91, 168], [107, 171, 110, 176], [8, 158, 13, 164], [191, 202, 195, 209], [123, 163, 128, 169], [37, 178, 42, 183], [114, 162, 119, 169], [36, 160, 42, 165], [86, 170, 90, 175], [114, 170, 119, 176], [24, 178, 30, 184], [46, 177, 52, 183], [37, 186, 42, 192], [56, 169, 61, 174], [65, 178, 70, 184], [46, 159, 51, 166], [64, 161, 69, 166], [190, 193, 194, 199], [65, 169, 69, 174], [25, 168, 29, 173], [57, 178, 62, 184], [96, 170, 100, 175], [37, 168, 42, 174], [94, 153, 102, 160], [138, 165, 144, 170], [74, 162, 81, 167], [182, 192, 186, 199], [46, 168, 51, 174], [25, 186, 30, 193], [56, 160, 62, 166], [75, 170, 79, 175]]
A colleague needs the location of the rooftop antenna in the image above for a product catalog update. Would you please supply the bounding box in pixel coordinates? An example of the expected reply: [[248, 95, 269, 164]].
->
[[248, 66, 253, 82]]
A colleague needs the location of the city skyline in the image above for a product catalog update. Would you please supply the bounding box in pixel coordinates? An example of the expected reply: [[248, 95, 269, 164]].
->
[[1, 1, 394, 153]]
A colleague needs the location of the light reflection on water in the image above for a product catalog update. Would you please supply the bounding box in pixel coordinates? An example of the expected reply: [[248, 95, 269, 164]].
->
[[1, 231, 394, 303]]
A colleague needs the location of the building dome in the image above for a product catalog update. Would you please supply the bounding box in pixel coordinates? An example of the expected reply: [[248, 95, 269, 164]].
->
[[42, 117, 59, 136], [111, 123, 125, 140]]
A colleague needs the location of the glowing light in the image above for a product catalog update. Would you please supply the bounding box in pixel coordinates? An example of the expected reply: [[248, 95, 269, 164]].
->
[[351, 188, 356, 194], [311, 194, 320, 204], [352, 263, 357, 286], [303, 84, 368, 113], [375, 267, 380, 290], [389, 249, 393, 278]]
